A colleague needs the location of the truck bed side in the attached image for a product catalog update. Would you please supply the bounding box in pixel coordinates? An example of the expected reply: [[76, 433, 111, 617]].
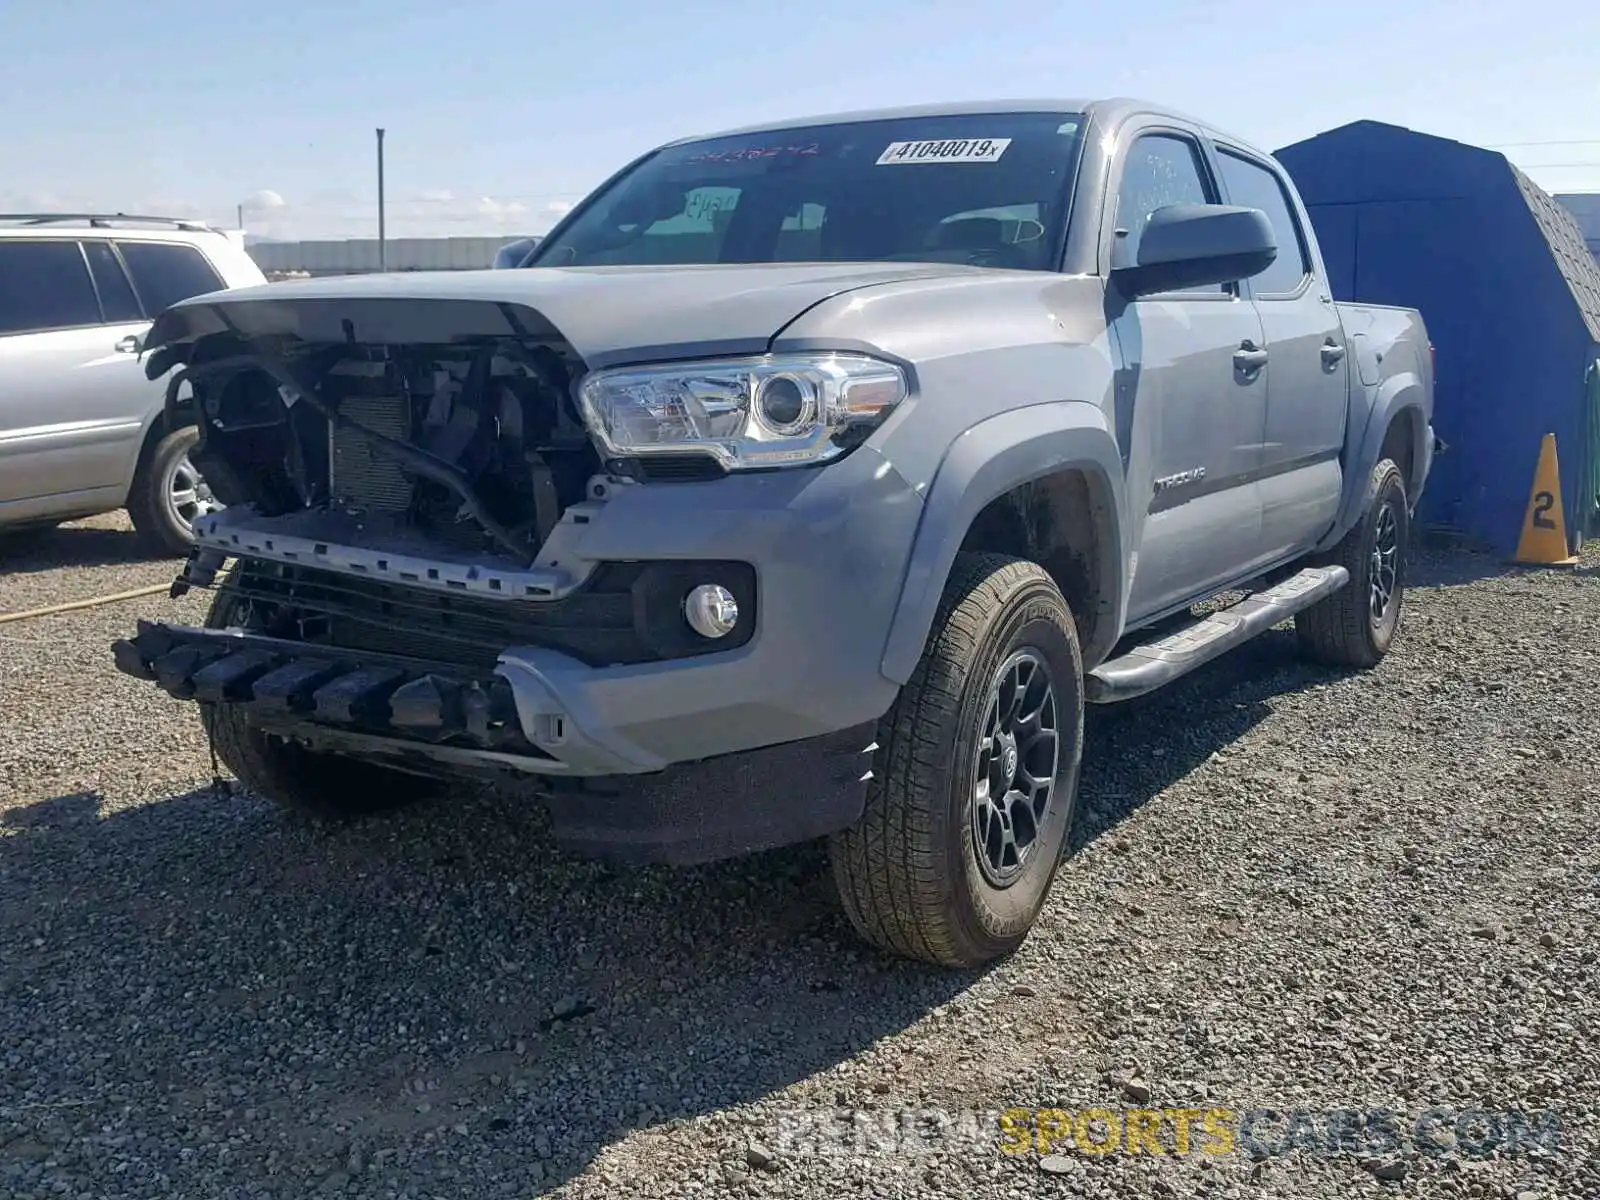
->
[[1327, 301, 1435, 541]]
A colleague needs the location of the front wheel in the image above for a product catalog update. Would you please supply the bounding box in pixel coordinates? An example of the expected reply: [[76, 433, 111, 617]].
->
[[199, 590, 438, 819], [829, 553, 1085, 969], [1295, 458, 1409, 668], [201, 702, 440, 820], [128, 425, 223, 556]]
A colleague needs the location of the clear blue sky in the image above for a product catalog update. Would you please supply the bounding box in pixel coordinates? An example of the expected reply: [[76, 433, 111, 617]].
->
[[3, 0, 1597, 239]]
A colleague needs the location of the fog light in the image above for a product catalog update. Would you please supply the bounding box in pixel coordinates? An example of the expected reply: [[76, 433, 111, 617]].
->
[[684, 584, 739, 638]]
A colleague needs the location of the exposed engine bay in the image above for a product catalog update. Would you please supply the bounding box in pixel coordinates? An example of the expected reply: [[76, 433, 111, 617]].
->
[[172, 331, 600, 567], [134, 314, 755, 722]]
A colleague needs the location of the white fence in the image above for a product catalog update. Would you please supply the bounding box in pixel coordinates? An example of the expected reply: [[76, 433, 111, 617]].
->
[[248, 236, 535, 275]]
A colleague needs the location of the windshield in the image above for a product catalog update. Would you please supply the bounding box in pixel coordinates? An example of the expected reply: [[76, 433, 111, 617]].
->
[[529, 112, 1086, 272]]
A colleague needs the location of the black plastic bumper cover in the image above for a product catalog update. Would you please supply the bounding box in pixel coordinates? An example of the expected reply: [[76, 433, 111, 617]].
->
[[539, 721, 875, 865]]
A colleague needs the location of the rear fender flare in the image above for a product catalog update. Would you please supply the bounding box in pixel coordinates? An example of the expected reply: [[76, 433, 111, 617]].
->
[[879, 401, 1128, 684], [1320, 371, 1428, 551]]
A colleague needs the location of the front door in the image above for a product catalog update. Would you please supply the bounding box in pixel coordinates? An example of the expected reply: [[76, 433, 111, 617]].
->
[[1106, 130, 1270, 624]]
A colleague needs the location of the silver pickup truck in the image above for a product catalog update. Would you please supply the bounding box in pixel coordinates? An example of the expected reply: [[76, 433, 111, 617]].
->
[[112, 98, 1435, 968]]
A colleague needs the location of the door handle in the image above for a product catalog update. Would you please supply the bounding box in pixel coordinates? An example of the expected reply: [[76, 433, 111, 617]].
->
[[1233, 341, 1270, 371], [113, 335, 142, 354], [1321, 339, 1347, 365]]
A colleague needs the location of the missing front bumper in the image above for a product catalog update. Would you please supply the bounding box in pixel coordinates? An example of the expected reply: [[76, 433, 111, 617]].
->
[[110, 619, 878, 865]]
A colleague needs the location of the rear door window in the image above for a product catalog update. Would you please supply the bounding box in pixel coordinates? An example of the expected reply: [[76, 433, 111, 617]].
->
[[0, 241, 103, 334], [115, 241, 226, 315], [1215, 150, 1312, 296], [83, 241, 146, 323]]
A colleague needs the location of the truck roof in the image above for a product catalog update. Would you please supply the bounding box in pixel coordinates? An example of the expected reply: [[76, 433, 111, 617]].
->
[[669, 97, 1265, 157]]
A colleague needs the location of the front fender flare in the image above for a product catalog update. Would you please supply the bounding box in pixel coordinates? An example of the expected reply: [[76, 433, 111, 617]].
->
[[879, 401, 1128, 684]]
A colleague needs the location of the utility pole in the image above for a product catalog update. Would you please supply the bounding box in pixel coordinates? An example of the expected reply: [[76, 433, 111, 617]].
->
[[236, 202, 243, 230], [376, 127, 387, 271]]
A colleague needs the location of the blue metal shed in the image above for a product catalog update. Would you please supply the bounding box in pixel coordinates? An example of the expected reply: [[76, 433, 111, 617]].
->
[[1557, 193, 1600, 262], [1275, 121, 1600, 554]]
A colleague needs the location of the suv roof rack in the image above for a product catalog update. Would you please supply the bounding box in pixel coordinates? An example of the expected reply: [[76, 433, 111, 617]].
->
[[0, 212, 218, 232]]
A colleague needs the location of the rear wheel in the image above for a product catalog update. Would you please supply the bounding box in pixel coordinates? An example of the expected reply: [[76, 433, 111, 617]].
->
[[1295, 458, 1409, 668], [199, 591, 437, 819], [829, 553, 1085, 968], [128, 425, 222, 556]]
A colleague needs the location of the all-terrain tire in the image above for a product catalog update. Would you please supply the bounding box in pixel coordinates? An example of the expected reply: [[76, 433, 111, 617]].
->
[[198, 591, 437, 819], [829, 553, 1085, 969], [1295, 458, 1410, 668], [128, 425, 204, 556]]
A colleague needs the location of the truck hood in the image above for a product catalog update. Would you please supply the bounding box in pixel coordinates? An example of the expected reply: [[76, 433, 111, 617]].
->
[[144, 262, 991, 371]]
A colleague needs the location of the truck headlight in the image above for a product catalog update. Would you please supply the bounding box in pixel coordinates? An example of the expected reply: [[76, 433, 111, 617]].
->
[[576, 353, 908, 471]]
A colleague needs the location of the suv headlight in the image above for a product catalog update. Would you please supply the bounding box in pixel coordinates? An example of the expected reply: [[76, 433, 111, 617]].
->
[[576, 353, 908, 471]]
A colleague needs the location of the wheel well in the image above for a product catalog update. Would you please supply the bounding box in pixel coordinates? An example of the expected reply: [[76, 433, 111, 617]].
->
[[130, 399, 196, 477], [958, 470, 1114, 657], [1379, 412, 1417, 499]]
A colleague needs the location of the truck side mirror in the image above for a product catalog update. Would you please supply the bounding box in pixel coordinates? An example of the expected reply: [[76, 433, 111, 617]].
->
[[1112, 204, 1277, 298]]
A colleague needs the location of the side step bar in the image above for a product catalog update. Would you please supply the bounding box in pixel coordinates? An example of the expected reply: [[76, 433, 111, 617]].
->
[[1085, 565, 1350, 704]]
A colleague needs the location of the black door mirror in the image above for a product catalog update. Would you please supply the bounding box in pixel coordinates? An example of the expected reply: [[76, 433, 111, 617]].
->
[[1112, 204, 1277, 298]]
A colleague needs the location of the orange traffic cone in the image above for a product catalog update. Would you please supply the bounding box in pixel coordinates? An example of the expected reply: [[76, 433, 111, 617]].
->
[[1514, 433, 1580, 566]]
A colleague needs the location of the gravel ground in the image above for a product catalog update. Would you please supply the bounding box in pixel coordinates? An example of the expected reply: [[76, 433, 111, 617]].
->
[[0, 515, 179, 614], [1, 514, 1597, 1200]]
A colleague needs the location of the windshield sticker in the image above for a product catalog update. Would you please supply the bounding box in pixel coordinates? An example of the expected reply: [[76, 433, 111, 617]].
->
[[684, 188, 740, 221], [876, 138, 1012, 165], [684, 143, 821, 164]]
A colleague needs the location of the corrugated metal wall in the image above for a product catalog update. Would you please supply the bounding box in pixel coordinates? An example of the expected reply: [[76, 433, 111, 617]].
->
[[1557, 193, 1600, 262], [1588, 360, 1600, 538], [1277, 122, 1600, 555]]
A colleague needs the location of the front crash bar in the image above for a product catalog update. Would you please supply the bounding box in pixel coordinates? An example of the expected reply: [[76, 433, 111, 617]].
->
[[111, 620, 542, 757]]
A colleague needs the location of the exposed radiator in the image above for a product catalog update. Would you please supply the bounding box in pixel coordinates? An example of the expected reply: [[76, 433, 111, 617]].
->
[[331, 395, 413, 514], [216, 561, 656, 669]]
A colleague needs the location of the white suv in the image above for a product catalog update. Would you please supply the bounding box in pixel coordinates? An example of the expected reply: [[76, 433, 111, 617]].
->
[[0, 214, 267, 554]]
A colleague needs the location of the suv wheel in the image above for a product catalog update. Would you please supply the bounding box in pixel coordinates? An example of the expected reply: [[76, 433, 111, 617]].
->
[[199, 590, 438, 819], [1295, 458, 1409, 668], [128, 426, 222, 556], [829, 552, 1085, 968]]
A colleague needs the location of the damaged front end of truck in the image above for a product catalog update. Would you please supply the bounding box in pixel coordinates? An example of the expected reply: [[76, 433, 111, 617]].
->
[[109, 289, 754, 776]]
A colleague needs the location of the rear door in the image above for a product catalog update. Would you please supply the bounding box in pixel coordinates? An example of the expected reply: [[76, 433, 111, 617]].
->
[[1105, 129, 1270, 623], [0, 240, 147, 508], [1213, 146, 1348, 566]]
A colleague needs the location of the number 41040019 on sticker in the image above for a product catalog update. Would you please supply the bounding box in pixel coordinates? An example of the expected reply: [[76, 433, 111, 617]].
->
[[876, 138, 1012, 164]]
